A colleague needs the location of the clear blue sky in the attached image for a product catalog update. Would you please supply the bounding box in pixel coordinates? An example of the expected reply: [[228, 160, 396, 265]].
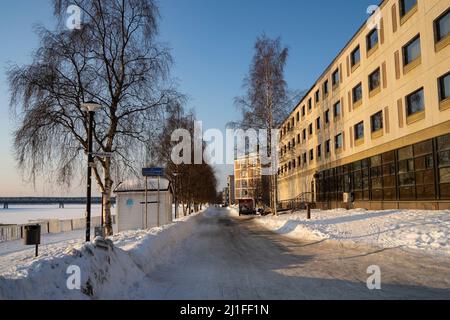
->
[[0, 0, 376, 196]]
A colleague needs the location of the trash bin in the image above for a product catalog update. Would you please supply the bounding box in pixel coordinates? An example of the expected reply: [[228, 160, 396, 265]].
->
[[24, 225, 41, 246]]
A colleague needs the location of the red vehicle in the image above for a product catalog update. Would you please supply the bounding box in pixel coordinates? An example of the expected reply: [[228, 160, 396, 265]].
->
[[238, 199, 256, 216]]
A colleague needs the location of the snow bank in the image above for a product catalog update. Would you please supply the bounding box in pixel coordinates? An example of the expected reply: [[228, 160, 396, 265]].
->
[[252, 209, 450, 256], [0, 213, 201, 299]]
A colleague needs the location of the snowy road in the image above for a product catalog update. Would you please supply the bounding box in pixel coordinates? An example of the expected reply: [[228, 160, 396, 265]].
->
[[140, 207, 450, 300]]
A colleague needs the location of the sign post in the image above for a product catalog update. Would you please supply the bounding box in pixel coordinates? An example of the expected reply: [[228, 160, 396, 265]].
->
[[142, 167, 165, 229], [157, 176, 160, 227], [145, 176, 148, 229]]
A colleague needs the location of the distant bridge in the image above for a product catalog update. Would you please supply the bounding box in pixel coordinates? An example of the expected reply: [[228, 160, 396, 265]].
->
[[0, 197, 116, 209]]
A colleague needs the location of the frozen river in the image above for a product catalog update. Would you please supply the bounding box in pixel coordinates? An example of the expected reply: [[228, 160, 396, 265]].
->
[[0, 205, 113, 225]]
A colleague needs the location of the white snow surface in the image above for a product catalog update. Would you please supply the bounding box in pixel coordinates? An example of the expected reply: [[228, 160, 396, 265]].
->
[[0, 212, 201, 300], [253, 208, 450, 256]]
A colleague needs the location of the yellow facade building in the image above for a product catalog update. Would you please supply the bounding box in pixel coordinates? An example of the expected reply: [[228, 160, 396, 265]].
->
[[278, 0, 450, 210], [234, 154, 262, 202]]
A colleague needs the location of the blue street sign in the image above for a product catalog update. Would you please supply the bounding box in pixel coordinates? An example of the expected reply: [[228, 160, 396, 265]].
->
[[142, 167, 165, 177]]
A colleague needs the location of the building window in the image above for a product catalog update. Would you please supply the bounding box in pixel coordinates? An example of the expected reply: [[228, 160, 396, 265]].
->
[[406, 88, 425, 117], [398, 145, 416, 200], [414, 140, 435, 200], [325, 140, 331, 154], [369, 68, 381, 92], [323, 80, 329, 96], [335, 133, 343, 150], [317, 145, 322, 159], [438, 72, 450, 102], [303, 153, 307, 166], [367, 29, 379, 52], [316, 117, 321, 130], [435, 9, 450, 43], [438, 134, 450, 198], [354, 121, 364, 141], [353, 83, 363, 105], [310, 149, 314, 161], [315, 90, 320, 103], [371, 111, 383, 132], [296, 112, 300, 122], [297, 134, 301, 144], [309, 123, 313, 136], [400, 0, 417, 18], [302, 105, 306, 116], [333, 101, 341, 118], [371, 155, 383, 200], [403, 35, 421, 66], [308, 98, 312, 111], [332, 69, 340, 86], [302, 129, 306, 141], [325, 110, 330, 124], [351, 46, 361, 67]]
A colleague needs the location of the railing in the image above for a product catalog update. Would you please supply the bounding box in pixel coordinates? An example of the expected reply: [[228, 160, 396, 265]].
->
[[279, 192, 316, 212], [0, 197, 116, 209]]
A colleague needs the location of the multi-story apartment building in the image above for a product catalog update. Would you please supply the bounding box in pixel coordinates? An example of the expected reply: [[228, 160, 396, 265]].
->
[[234, 154, 263, 202], [227, 175, 236, 205], [278, 0, 450, 210], [223, 187, 230, 205]]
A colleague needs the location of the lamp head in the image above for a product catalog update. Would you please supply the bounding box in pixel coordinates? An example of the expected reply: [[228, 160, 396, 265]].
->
[[81, 101, 102, 112]]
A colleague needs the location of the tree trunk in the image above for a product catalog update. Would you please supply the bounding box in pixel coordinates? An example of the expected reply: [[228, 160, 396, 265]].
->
[[103, 159, 114, 236]]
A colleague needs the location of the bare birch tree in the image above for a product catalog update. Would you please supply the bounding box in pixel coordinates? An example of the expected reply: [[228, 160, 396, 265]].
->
[[8, 0, 180, 235], [235, 35, 290, 214]]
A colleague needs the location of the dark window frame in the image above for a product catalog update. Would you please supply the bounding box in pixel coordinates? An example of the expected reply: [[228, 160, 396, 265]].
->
[[333, 101, 341, 118], [353, 83, 363, 103], [366, 28, 379, 51], [335, 133, 343, 150], [406, 87, 425, 117], [351, 45, 361, 67], [354, 121, 365, 141], [332, 69, 340, 86], [371, 111, 384, 132], [434, 8, 450, 43], [438, 72, 450, 102], [402, 34, 421, 66], [369, 67, 381, 92], [399, 0, 417, 18]]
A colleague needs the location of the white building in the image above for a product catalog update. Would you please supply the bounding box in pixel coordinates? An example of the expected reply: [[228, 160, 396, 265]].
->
[[114, 178, 173, 232]]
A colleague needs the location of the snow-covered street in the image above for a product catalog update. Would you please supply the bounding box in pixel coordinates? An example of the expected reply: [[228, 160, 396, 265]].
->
[[1, 207, 449, 300], [137, 208, 450, 299]]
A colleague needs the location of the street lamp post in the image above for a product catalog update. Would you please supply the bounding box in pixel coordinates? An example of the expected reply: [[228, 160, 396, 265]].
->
[[82, 101, 102, 243], [173, 172, 180, 219]]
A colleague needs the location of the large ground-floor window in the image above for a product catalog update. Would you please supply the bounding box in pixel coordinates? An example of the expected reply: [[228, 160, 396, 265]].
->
[[316, 133, 450, 202]]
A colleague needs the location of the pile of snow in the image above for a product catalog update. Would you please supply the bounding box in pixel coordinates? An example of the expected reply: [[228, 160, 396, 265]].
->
[[253, 208, 449, 256], [0, 212, 201, 299]]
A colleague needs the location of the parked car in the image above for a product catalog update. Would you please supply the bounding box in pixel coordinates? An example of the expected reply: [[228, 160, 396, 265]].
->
[[238, 199, 256, 216]]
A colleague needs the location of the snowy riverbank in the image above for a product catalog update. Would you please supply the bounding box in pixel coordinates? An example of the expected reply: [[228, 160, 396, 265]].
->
[[252, 208, 450, 256]]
